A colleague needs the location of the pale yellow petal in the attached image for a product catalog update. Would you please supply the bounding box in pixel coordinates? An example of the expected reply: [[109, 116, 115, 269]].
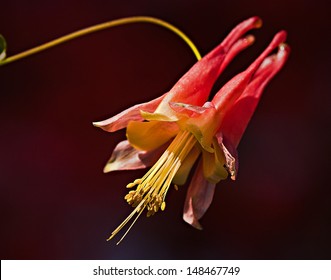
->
[[127, 120, 179, 151]]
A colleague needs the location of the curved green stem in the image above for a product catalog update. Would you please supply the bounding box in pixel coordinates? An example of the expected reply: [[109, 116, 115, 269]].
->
[[0, 16, 201, 66]]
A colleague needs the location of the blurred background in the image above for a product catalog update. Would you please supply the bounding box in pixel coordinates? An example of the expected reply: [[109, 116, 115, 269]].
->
[[0, 0, 330, 259]]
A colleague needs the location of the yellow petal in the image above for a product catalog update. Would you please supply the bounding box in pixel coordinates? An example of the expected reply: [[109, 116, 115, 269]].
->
[[185, 105, 221, 153], [140, 110, 178, 122], [202, 138, 228, 183], [172, 145, 201, 185], [127, 120, 179, 151]]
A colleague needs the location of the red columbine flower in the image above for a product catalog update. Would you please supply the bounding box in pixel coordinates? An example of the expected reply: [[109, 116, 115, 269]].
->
[[93, 17, 290, 242]]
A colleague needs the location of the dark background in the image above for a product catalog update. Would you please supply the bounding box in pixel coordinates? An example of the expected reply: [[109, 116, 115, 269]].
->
[[0, 0, 330, 259]]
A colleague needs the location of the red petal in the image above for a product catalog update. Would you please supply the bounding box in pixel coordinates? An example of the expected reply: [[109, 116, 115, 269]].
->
[[212, 31, 287, 116], [103, 140, 165, 173], [183, 160, 216, 230], [221, 16, 262, 52], [221, 44, 290, 148], [215, 131, 238, 180], [153, 17, 262, 118], [219, 35, 255, 74], [93, 93, 165, 132]]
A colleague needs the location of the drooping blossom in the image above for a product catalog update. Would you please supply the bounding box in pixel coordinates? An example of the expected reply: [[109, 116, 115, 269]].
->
[[93, 17, 290, 242]]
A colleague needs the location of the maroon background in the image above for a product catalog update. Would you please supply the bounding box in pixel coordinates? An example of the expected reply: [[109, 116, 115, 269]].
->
[[0, 0, 330, 259]]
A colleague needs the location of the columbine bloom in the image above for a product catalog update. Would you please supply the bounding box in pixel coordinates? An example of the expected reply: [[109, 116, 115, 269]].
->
[[94, 17, 290, 242]]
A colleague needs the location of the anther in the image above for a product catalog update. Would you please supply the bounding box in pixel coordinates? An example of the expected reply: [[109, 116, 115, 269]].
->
[[126, 178, 142, 188]]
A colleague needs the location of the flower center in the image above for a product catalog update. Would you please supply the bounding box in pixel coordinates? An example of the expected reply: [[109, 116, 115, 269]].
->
[[108, 130, 196, 244]]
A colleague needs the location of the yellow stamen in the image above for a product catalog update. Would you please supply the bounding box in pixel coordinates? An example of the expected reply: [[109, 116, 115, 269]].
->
[[107, 130, 196, 244]]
